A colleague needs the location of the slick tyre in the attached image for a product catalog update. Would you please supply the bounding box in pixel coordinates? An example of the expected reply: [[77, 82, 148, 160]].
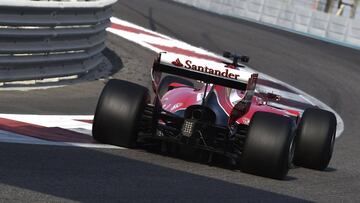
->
[[293, 108, 336, 170], [241, 112, 295, 179], [92, 79, 150, 148], [158, 75, 194, 98]]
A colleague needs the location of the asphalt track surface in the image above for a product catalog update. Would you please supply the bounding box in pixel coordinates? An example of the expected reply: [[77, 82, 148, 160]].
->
[[0, 0, 360, 202]]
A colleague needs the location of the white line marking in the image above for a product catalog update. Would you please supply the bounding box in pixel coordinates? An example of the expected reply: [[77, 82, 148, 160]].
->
[[299, 94, 316, 106], [0, 129, 122, 149], [0, 114, 93, 130]]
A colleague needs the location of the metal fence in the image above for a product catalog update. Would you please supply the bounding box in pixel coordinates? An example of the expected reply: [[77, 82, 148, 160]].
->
[[174, 0, 360, 49], [0, 0, 117, 82]]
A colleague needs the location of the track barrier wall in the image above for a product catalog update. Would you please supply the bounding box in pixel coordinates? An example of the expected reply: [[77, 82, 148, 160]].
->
[[0, 0, 117, 82], [174, 0, 360, 50]]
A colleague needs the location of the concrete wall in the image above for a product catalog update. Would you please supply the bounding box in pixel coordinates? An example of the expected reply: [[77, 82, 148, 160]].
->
[[174, 0, 360, 49]]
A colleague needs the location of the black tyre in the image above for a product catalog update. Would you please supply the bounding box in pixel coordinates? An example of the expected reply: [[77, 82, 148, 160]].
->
[[241, 112, 295, 179], [158, 75, 194, 98], [92, 79, 150, 148], [293, 108, 336, 170]]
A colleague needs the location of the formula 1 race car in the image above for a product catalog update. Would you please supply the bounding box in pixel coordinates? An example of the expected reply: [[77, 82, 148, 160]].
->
[[92, 52, 337, 179]]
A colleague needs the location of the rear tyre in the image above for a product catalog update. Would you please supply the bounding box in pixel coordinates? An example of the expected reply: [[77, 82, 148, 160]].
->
[[92, 79, 150, 148], [293, 108, 336, 170], [241, 112, 295, 179], [158, 75, 194, 98]]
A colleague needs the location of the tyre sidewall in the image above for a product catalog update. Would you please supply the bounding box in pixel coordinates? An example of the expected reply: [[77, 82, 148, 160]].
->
[[294, 108, 336, 170], [241, 112, 295, 179], [93, 79, 149, 148]]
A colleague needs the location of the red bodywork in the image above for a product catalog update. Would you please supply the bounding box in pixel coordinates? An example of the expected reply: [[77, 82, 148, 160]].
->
[[161, 82, 300, 126], [153, 52, 300, 126]]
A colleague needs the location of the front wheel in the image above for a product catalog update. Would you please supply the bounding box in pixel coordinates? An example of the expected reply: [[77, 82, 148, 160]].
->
[[293, 108, 337, 170], [92, 79, 150, 148], [241, 112, 295, 179]]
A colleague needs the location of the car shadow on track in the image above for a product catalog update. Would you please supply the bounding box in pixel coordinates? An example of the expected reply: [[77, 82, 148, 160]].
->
[[0, 142, 308, 202], [141, 142, 299, 181]]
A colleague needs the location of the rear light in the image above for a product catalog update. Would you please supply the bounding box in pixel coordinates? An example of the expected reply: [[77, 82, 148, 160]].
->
[[182, 119, 195, 137]]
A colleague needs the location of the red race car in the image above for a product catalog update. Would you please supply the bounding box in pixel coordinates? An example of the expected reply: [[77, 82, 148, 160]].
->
[[92, 52, 337, 179]]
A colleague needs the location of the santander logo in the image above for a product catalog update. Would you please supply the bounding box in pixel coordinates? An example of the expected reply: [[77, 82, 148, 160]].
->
[[170, 57, 241, 80], [172, 58, 183, 67]]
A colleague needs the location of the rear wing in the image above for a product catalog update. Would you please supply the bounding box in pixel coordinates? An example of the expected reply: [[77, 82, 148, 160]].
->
[[153, 53, 253, 90]]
